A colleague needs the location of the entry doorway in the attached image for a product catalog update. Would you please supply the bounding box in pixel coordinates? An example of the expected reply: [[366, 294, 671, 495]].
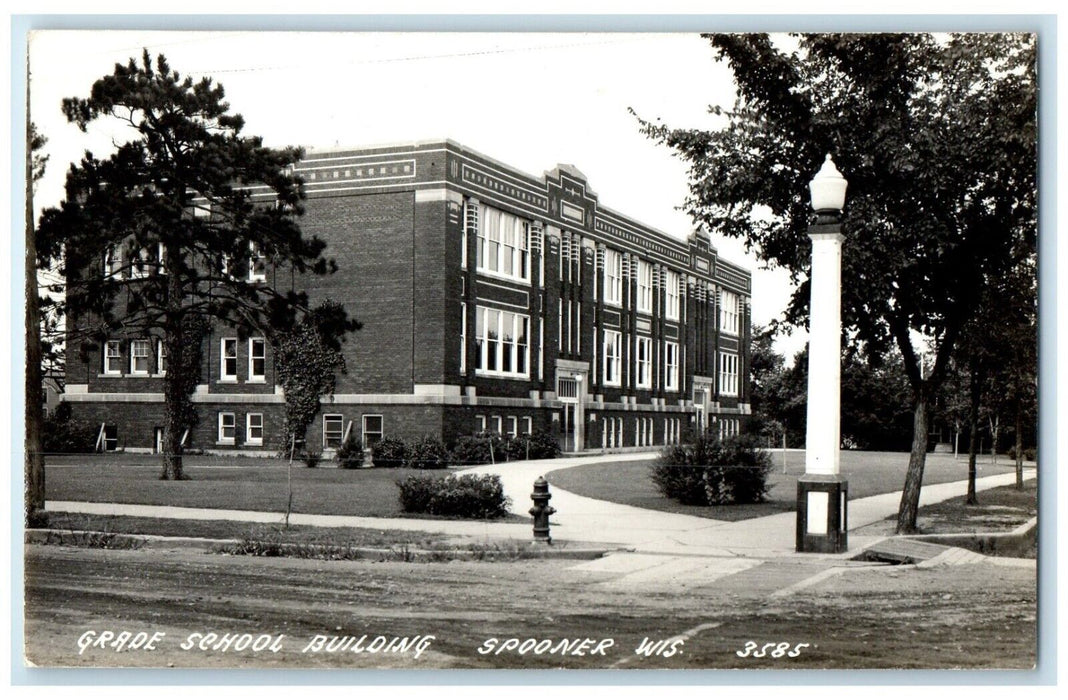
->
[[557, 376, 583, 452]]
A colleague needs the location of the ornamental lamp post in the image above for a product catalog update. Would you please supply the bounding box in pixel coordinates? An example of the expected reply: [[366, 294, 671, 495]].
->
[[796, 154, 849, 553]]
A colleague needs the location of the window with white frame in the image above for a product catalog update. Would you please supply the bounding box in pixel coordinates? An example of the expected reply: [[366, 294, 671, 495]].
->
[[476, 415, 486, 434], [507, 416, 518, 438], [156, 340, 167, 375], [129, 339, 150, 375], [104, 341, 122, 375], [323, 414, 344, 448], [103, 245, 122, 278], [637, 260, 653, 313], [477, 204, 530, 282], [217, 412, 236, 444], [220, 338, 238, 380], [635, 336, 652, 389], [603, 329, 622, 386], [558, 299, 563, 352], [719, 352, 739, 396], [664, 341, 679, 391], [474, 306, 529, 378], [492, 415, 503, 435], [249, 242, 267, 282], [246, 413, 264, 445], [665, 269, 680, 321], [248, 338, 266, 381], [603, 248, 623, 306], [720, 290, 740, 336], [362, 415, 383, 448], [460, 303, 467, 373], [522, 417, 533, 435]]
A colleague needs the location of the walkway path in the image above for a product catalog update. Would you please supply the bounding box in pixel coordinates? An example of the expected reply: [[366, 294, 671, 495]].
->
[[457, 453, 1034, 557]]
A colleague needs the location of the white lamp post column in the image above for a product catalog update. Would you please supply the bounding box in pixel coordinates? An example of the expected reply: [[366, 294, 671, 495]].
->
[[796, 154, 849, 553]]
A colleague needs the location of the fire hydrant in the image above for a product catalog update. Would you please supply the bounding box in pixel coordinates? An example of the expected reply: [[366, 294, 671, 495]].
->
[[529, 476, 556, 544]]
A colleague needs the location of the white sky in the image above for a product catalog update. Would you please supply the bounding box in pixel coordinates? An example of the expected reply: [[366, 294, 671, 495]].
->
[[27, 30, 804, 357]]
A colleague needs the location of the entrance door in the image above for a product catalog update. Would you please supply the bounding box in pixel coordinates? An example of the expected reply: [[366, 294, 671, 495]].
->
[[557, 377, 583, 452]]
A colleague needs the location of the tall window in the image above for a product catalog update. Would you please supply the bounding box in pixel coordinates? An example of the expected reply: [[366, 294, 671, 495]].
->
[[103, 245, 122, 278], [218, 412, 236, 444], [474, 307, 529, 378], [248, 338, 266, 381], [664, 341, 679, 391], [603, 330, 622, 386], [604, 248, 623, 306], [221, 338, 238, 380], [665, 270, 680, 321], [477, 204, 530, 282], [719, 352, 739, 396], [460, 303, 467, 373], [130, 340, 150, 375], [249, 242, 267, 282], [104, 341, 122, 375], [323, 414, 344, 448], [635, 336, 652, 389], [363, 415, 383, 448], [637, 260, 653, 313], [720, 290, 740, 335], [246, 413, 264, 445], [156, 340, 167, 375]]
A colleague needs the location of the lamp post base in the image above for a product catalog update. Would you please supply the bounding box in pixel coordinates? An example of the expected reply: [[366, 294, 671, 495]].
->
[[796, 475, 849, 553]]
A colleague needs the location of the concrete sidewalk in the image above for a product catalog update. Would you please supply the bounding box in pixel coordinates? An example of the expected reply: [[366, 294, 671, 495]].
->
[[458, 455, 1034, 557]]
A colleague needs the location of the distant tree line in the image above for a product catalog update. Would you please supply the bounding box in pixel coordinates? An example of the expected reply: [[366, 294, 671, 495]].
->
[[748, 324, 1037, 457]]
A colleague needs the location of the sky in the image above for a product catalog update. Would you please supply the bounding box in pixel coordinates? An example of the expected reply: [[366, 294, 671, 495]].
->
[[27, 30, 804, 358]]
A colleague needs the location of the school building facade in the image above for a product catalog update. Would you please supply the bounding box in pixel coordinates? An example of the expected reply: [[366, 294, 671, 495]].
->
[[63, 140, 753, 454]]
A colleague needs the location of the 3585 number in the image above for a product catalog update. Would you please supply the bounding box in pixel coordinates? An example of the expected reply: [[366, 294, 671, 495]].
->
[[736, 641, 810, 658]]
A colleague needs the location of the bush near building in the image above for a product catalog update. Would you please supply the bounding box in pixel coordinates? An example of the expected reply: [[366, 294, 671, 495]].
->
[[651, 434, 771, 506], [396, 473, 511, 519], [407, 436, 450, 469], [371, 437, 409, 468], [42, 403, 99, 454], [449, 430, 561, 466], [335, 433, 364, 469]]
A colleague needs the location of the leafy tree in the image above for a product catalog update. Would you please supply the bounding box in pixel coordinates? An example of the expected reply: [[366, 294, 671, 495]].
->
[[639, 33, 1036, 532], [273, 300, 351, 527], [36, 51, 353, 480], [273, 300, 350, 452]]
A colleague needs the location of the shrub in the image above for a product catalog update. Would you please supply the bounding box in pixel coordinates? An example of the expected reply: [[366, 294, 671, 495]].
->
[[302, 451, 322, 469], [372, 437, 409, 468], [397, 473, 511, 519], [449, 434, 499, 466], [41, 404, 99, 454], [407, 435, 450, 469], [503, 429, 561, 461], [335, 433, 364, 469], [650, 434, 771, 506], [1007, 445, 1037, 462]]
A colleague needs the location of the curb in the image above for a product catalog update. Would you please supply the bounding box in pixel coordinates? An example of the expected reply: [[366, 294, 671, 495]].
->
[[25, 529, 612, 562]]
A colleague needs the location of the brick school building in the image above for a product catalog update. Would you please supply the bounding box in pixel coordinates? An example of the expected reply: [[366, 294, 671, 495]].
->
[[63, 140, 753, 455]]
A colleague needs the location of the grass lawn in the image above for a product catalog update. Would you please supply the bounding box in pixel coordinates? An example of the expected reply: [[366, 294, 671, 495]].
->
[[44, 511, 450, 548], [545, 450, 1020, 522], [44, 457, 521, 521]]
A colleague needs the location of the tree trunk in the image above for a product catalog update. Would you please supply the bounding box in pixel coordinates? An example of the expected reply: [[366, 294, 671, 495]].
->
[[1014, 395, 1024, 489], [24, 69, 46, 527], [965, 363, 980, 505], [160, 268, 186, 481], [896, 396, 929, 534], [161, 361, 186, 481]]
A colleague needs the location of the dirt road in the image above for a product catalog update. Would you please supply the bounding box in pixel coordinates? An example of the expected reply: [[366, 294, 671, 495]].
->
[[23, 544, 1035, 670]]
